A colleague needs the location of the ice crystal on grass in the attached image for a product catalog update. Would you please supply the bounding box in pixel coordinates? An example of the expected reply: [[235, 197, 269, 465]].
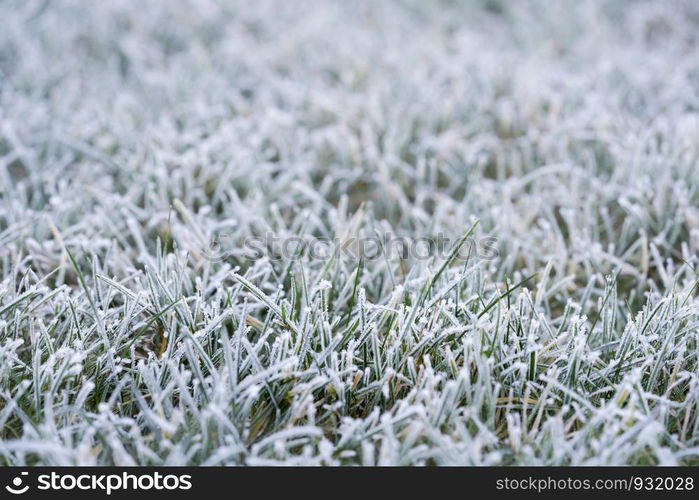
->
[[1, 0, 699, 465]]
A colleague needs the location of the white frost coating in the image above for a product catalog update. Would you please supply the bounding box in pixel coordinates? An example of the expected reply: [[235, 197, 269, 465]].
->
[[0, 0, 699, 466]]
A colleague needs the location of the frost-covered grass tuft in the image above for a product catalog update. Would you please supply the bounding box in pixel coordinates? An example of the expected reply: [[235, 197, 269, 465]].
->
[[2, 0, 699, 465]]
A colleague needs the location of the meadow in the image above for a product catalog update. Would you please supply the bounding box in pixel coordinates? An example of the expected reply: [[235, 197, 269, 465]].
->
[[1, 0, 699, 465]]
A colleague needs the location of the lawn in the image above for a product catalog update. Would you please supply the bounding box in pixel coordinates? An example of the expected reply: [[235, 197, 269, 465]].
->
[[1, 0, 699, 465]]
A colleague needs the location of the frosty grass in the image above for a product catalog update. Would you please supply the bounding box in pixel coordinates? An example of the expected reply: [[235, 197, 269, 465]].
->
[[2, 0, 699, 465]]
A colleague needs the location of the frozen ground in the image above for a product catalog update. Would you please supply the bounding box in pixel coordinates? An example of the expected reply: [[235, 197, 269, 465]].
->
[[2, 0, 699, 465]]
